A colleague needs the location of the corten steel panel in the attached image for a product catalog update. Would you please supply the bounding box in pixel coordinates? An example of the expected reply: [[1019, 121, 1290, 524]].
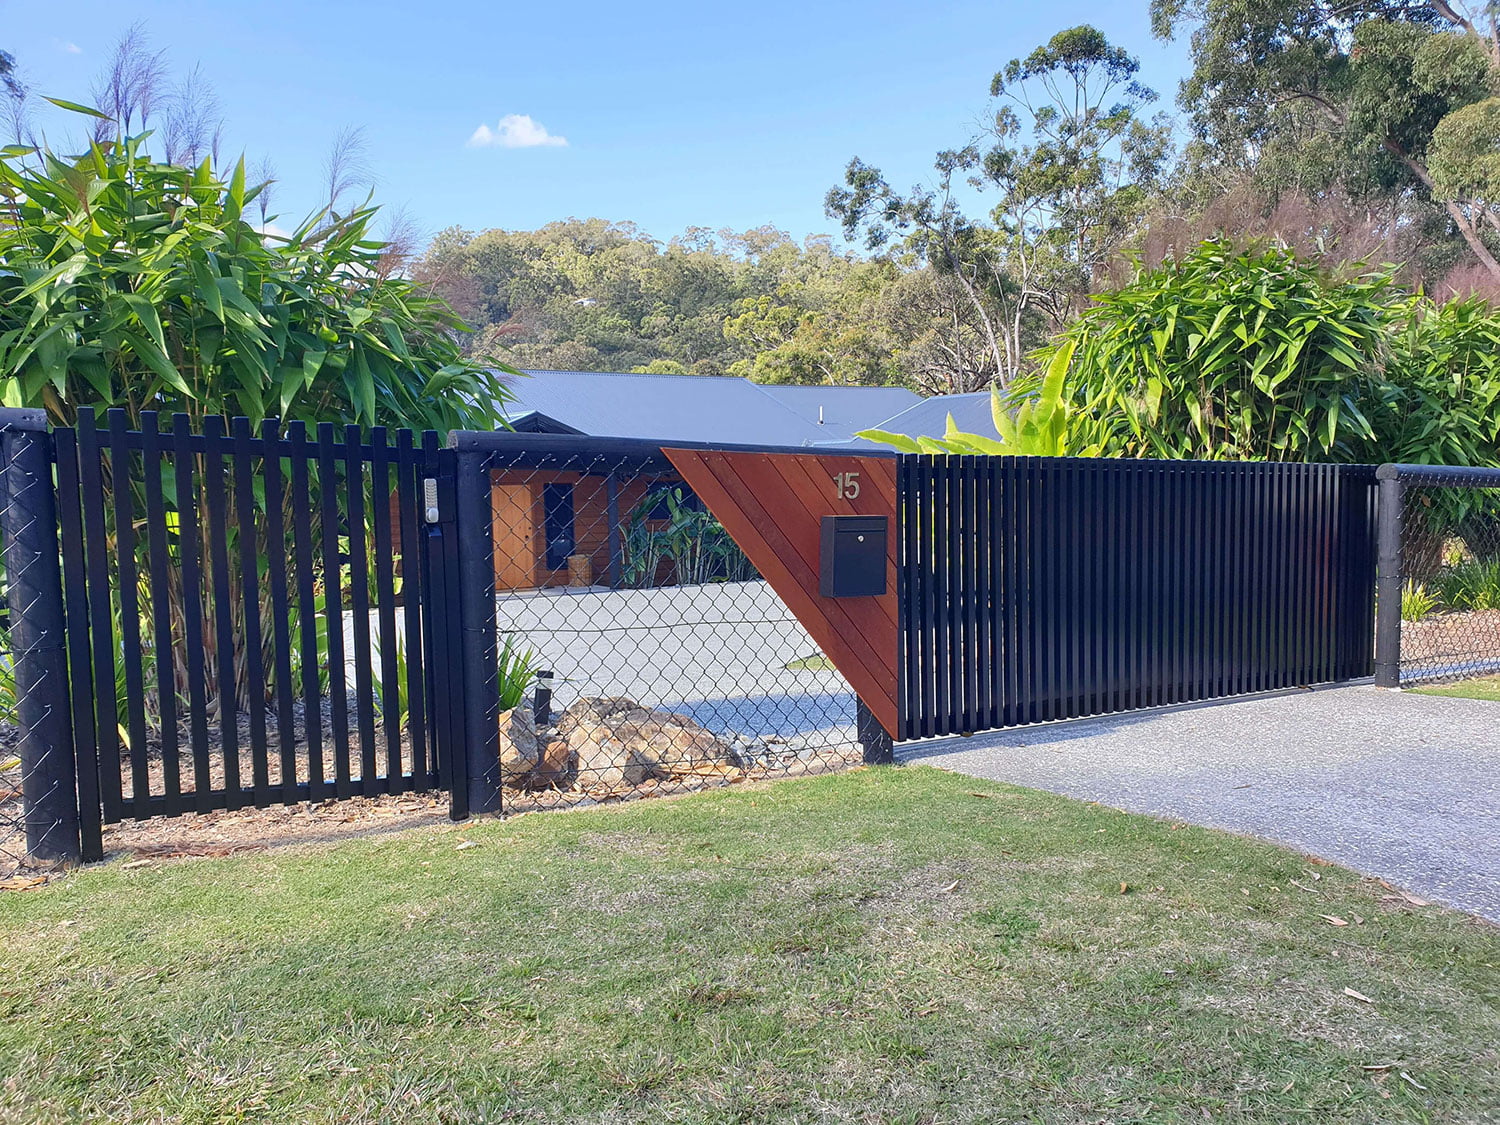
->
[[664, 449, 899, 735]]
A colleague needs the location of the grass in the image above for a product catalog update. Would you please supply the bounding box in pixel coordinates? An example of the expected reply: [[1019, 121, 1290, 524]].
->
[[784, 653, 836, 672], [0, 767, 1496, 1124], [1414, 674, 1500, 702]]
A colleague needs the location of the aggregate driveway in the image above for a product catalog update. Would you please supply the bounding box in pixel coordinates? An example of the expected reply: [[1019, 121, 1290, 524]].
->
[[900, 686, 1500, 922]]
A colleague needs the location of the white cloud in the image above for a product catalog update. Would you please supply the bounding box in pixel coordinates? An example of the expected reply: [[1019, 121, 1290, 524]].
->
[[467, 114, 568, 149], [56, 40, 83, 54]]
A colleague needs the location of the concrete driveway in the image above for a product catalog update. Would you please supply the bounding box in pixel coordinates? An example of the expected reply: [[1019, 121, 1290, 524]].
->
[[900, 686, 1500, 923]]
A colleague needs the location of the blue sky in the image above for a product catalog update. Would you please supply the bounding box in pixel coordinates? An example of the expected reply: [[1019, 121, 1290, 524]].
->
[[3, 0, 1190, 250]]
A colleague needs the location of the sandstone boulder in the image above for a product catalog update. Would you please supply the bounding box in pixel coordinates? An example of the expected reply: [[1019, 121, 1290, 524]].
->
[[534, 738, 575, 786], [557, 696, 735, 787], [497, 706, 539, 781], [568, 721, 659, 787]]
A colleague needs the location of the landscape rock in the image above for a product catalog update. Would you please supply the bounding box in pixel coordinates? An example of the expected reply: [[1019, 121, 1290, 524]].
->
[[533, 738, 575, 787], [497, 706, 539, 780], [568, 721, 658, 786], [557, 696, 736, 787]]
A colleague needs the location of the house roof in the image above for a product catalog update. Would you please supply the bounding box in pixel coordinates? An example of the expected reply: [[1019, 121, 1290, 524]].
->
[[499, 369, 920, 445], [756, 385, 920, 437], [819, 392, 996, 448]]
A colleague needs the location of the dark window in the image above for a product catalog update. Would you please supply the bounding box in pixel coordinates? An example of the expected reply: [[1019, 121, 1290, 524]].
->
[[543, 483, 575, 570]]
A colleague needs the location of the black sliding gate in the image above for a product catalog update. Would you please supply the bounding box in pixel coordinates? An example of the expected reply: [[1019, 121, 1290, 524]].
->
[[51, 411, 468, 856], [897, 457, 1379, 740]]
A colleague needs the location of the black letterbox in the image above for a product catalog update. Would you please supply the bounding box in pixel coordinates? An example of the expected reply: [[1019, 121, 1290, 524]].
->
[[819, 515, 888, 597]]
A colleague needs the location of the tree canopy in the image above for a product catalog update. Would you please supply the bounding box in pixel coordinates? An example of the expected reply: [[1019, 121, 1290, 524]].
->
[[1153, 0, 1500, 285], [827, 25, 1171, 387]]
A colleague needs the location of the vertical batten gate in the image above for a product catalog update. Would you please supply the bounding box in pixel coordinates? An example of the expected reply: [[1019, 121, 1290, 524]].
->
[[897, 457, 1379, 740], [51, 410, 469, 855]]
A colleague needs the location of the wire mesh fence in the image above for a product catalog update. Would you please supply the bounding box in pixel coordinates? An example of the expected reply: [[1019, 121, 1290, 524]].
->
[[1395, 471, 1500, 686], [477, 443, 864, 813]]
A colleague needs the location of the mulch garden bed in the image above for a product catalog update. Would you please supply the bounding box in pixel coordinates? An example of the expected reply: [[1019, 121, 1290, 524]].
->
[[1400, 607, 1500, 681], [0, 702, 860, 886]]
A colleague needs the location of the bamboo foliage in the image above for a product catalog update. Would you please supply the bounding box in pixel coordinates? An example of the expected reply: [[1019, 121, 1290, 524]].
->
[[857, 340, 1096, 456], [0, 102, 512, 432], [1060, 242, 1396, 462], [0, 104, 513, 734]]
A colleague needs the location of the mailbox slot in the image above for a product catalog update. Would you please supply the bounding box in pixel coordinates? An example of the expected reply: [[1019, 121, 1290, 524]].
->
[[820, 515, 887, 597]]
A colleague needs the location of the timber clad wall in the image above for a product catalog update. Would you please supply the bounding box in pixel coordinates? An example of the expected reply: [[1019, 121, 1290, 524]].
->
[[488, 469, 669, 590]]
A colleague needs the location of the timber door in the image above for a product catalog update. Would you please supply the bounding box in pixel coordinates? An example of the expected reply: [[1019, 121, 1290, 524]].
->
[[491, 483, 536, 589]]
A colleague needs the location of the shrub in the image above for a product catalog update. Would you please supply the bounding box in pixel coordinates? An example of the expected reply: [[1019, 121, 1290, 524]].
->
[[498, 635, 541, 712], [0, 105, 509, 431], [1433, 559, 1500, 611], [1062, 241, 1397, 461], [1402, 581, 1439, 622]]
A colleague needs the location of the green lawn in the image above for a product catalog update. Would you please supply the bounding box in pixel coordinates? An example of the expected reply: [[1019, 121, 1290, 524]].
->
[[1, 767, 1495, 1124], [1414, 674, 1500, 702]]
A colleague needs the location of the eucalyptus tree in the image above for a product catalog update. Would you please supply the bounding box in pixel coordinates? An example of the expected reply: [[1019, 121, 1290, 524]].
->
[[1154, 0, 1500, 282], [827, 25, 1171, 386]]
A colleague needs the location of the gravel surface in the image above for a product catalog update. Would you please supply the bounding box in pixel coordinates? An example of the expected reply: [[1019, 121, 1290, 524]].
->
[[900, 685, 1500, 923]]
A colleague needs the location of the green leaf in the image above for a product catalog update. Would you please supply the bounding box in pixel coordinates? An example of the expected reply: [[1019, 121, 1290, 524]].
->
[[854, 429, 923, 453], [44, 97, 113, 120]]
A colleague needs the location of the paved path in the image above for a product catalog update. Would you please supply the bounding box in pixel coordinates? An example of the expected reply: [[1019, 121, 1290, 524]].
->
[[900, 686, 1500, 923]]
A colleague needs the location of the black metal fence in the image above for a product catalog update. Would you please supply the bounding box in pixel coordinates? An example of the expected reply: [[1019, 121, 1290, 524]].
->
[[1374, 464, 1500, 687], [0, 407, 482, 871], [14, 406, 1473, 874], [898, 457, 1380, 740], [0, 414, 875, 871]]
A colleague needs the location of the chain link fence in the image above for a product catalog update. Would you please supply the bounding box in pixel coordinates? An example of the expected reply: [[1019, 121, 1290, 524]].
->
[[1386, 467, 1500, 686], [475, 441, 864, 814]]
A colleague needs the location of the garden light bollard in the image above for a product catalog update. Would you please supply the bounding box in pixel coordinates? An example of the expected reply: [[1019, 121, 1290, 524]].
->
[[0, 409, 82, 863], [1374, 466, 1404, 689]]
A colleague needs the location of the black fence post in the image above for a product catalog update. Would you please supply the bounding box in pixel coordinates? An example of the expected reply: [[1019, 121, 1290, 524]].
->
[[856, 697, 894, 765], [453, 445, 502, 815], [423, 445, 469, 819], [1374, 465, 1404, 689], [0, 409, 81, 863]]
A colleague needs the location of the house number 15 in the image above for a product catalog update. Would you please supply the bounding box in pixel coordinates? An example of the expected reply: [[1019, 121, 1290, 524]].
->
[[833, 471, 860, 500]]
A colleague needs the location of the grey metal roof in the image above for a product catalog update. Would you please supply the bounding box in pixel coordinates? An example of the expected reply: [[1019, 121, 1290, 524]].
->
[[756, 385, 920, 439], [498, 370, 920, 445], [820, 392, 997, 448], [874, 392, 995, 438]]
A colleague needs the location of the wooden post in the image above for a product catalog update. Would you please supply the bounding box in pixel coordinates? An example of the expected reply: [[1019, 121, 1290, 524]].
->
[[605, 472, 621, 587]]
